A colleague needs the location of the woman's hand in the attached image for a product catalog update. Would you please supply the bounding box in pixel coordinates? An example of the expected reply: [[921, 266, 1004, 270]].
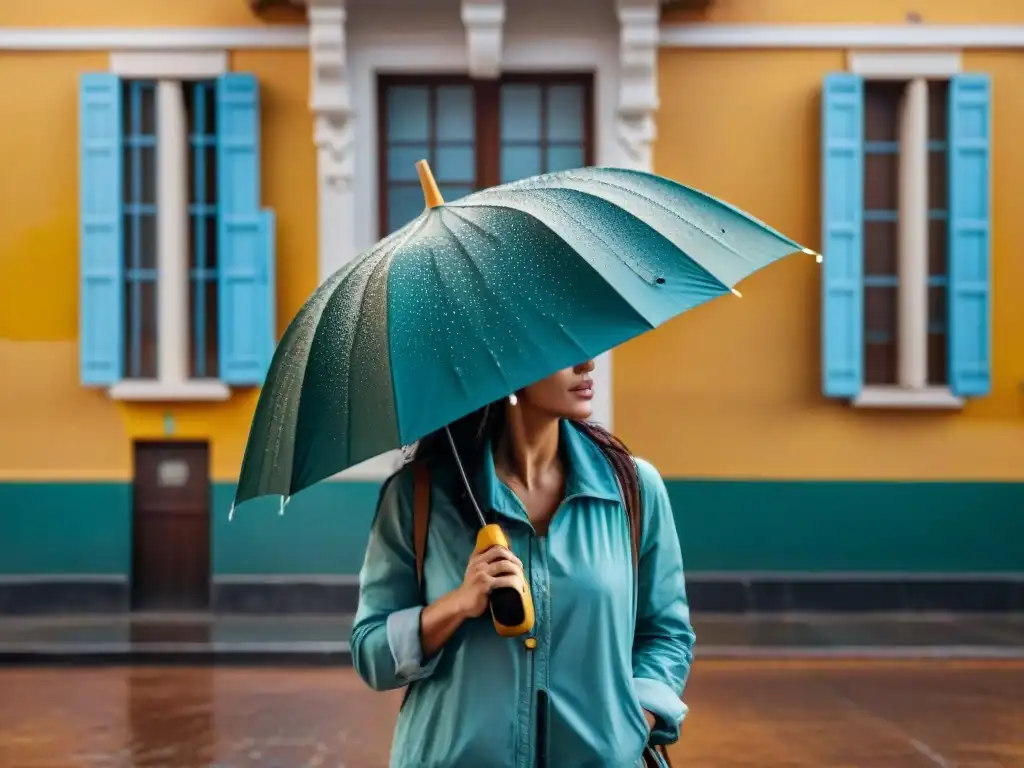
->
[[419, 546, 524, 660], [455, 545, 525, 618]]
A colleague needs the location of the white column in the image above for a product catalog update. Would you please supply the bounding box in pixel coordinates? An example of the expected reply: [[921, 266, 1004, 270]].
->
[[598, 0, 659, 430], [309, 0, 355, 284], [897, 78, 929, 390], [156, 79, 190, 385], [616, 0, 660, 173], [311, 0, 400, 478]]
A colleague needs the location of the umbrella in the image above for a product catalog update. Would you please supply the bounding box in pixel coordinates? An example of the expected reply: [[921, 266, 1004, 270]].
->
[[232, 161, 816, 514]]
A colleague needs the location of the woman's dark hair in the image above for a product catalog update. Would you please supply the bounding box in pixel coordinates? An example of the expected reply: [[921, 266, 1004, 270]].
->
[[404, 399, 639, 525]]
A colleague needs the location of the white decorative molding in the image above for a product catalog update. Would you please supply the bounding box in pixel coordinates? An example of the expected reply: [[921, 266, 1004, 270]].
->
[[659, 23, 1024, 49], [848, 51, 963, 78], [852, 386, 964, 410], [6, 23, 1024, 53], [109, 380, 231, 402], [461, 0, 506, 79], [109, 50, 227, 79], [308, 0, 355, 284], [616, 0, 659, 172], [0, 27, 307, 51]]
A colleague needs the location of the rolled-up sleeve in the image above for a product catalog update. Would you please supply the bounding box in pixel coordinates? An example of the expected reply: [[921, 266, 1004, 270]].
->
[[350, 468, 444, 691], [632, 458, 696, 746]]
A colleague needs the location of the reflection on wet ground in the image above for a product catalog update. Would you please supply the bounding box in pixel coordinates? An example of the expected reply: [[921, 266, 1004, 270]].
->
[[1, 613, 1022, 662], [0, 662, 1021, 768]]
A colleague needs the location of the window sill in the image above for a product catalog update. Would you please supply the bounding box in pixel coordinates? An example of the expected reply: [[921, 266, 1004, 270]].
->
[[852, 386, 964, 410], [108, 379, 231, 402]]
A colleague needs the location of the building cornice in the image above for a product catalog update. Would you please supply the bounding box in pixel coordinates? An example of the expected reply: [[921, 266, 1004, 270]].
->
[[658, 23, 1024, 49], [4, 24, 1024, 52]]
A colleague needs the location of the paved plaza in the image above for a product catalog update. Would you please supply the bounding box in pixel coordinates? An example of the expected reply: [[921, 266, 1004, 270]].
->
[[0, 660, 1021, 767]]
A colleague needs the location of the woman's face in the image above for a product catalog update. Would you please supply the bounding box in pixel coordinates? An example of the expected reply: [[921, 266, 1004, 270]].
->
[[517, 360, 596, 421]]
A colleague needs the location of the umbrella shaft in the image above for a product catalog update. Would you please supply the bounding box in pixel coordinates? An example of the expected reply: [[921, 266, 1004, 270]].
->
[[444, 426, 489, 529]]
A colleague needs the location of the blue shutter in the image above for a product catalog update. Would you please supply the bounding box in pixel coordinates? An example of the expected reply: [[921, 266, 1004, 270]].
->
[[820, 73, 865, 398], [216, 73, 275, 385], [79, 73, 124, 385], [947, 74, 992, 397]]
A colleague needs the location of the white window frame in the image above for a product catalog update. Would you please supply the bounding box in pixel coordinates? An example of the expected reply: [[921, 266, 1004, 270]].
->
[[847, 51, 965, 411], [106, 50, 232, 402]]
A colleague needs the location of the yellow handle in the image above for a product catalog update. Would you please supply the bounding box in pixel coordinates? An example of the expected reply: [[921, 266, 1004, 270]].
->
[[476, 523, 536, 637]]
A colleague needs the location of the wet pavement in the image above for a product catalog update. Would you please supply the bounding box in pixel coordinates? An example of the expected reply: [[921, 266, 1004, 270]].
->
[[0, 661, 1021, 767], [1, 613, 1022, 663]]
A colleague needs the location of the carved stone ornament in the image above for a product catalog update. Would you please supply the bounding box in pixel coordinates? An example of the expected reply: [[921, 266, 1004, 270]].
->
[[461, 0, 506, 80], [308, 0, 353, 190], [616, 0, 660, 172]]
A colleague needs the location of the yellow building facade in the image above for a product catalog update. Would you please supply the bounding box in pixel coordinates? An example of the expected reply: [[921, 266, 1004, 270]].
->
[[0, 0, 1020, 614]]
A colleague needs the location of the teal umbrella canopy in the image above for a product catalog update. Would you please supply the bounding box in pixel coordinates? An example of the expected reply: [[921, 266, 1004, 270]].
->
[[234, 162, 815, 509]]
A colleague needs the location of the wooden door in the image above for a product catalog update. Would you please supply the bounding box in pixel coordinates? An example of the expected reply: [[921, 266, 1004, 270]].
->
[[131, 442, 211, 611]]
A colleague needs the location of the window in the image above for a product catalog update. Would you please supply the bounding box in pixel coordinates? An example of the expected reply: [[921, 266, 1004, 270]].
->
[[79, 68, 276, 398], [379, 75, 592, 236], [122, 80, 159, 380], [861, 80, 949, 388], [186, 81, 220, 380], [820, 65, 991, 407]]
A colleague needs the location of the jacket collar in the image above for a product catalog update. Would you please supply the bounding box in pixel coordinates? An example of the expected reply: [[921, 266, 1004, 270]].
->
[[476, 420, 622, 525]]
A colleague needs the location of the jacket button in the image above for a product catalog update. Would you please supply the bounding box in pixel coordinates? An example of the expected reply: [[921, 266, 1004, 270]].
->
[[524, 637, 537, 650]]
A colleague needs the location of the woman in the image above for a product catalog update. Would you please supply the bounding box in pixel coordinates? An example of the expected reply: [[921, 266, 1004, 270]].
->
[[351, 359, 695, 768]]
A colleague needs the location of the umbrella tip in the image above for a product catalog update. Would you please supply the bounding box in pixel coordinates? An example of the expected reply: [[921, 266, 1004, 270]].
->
[[731, 287, 743, 298], [802, 247, 823, 263], [416, 160, 445, 209]]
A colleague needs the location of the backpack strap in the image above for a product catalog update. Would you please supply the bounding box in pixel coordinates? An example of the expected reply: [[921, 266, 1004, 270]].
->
[[412, 462, 431, 597]]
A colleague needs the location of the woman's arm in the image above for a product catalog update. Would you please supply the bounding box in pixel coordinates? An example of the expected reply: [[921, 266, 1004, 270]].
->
[[350, 469, 524, 690], [632, 458, 696, 745], [351, 469, 455, 691], [419, 589, 473, 658]]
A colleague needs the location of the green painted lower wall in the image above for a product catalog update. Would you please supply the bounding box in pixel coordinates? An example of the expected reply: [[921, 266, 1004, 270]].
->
[[0, 482, 131, 574], [669, 480, 1024, 573], [210, 482, 382, 575], [1, 479, 1022, 577]]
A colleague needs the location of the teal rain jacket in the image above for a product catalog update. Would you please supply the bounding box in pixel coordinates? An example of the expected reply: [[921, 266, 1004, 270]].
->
[[351, 421, 695, 768]]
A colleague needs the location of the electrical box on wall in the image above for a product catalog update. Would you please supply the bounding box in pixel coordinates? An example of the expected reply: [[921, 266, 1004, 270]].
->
[[662, 0, 715, 11], [250, 0, 303, 12]]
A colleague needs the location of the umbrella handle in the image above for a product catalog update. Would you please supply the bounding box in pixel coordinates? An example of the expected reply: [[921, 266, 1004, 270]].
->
[[443, 425, 534, 637], [476, 524, 536, 637]]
